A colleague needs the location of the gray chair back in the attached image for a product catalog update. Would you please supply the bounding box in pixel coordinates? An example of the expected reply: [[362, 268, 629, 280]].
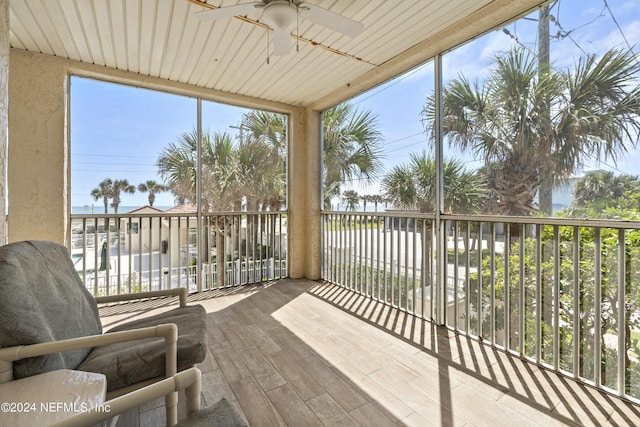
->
[[0, 241, 102, 379]]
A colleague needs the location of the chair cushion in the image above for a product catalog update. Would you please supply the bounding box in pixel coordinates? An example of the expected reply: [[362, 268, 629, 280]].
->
[[0, 241, 102, 379], [78, 304, 207, 391]]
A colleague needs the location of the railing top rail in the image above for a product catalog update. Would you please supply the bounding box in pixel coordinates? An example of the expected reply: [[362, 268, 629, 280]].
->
[[441, 213, 640, 230], [321, 211, 640, 230], [71, 211, 288, 219], [322, 210, 436, 220]]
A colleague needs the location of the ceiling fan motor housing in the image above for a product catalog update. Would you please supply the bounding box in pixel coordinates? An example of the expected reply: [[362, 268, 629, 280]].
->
[[262, 1, 298, 31]]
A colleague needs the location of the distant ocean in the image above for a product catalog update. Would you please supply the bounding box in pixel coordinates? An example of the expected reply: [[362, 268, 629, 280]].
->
[[72, 205, 173, 214]]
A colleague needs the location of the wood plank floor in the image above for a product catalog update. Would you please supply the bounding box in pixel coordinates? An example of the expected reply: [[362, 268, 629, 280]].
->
[[99, 279, 640, 427]]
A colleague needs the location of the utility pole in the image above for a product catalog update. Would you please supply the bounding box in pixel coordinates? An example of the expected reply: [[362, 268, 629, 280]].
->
[[537, 4, 553, 216]]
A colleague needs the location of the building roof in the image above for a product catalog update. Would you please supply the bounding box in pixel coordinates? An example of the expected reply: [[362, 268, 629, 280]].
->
[[126, 205, 165, 214], [164, 204, 197, 214]]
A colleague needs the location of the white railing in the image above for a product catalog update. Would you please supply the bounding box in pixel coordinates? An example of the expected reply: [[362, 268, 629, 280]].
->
[[321, 211, 640, 402], [71, 211, 288, 297]]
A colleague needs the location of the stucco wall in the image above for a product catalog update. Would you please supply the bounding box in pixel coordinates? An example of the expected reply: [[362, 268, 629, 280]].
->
[[9, 50, 68, 244]]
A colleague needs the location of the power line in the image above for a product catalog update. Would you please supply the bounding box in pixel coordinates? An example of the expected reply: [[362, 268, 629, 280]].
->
[[502, 28, 536, 56], [581, 150, 632, 176], [352, 63, 431, 106], [549, 13, 588, 55], [384, 131, 424, 145], [74, 161, 155, 166], [602, 0, 639, 65], [386, 139, 426, 155], [72, 153, 157, 159], [73, 169, 158, 173]]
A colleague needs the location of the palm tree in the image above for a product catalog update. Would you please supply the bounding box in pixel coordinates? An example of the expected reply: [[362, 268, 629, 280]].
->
[[423, 47, 640, 216], [341, 190, 360, 211], [369, 194, 386, 212], [157, 129, 241, 211], [360, 194, 371, 212], [240, 111, 287, 211], [137, 180, 167, 207], [158, 129, 243, 287], [91, 178, 113, 213], [572, 170, 640, 208], [381, 152, 486, 214], [221, 104, 384, 211], [323, 103, 384, 209], [110, 179, 136, 213]]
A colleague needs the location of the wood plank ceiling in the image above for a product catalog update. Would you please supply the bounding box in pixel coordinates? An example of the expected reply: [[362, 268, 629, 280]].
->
[[9, 0, 546, 109]]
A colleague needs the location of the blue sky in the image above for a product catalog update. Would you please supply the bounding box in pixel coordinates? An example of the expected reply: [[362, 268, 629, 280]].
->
[[71, 81, 252, 210], [71, 0, 640, 212]]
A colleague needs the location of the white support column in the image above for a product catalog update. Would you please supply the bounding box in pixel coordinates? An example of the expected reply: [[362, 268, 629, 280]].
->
[[288, 107, 322, 279], [0, 0, 8, 245]]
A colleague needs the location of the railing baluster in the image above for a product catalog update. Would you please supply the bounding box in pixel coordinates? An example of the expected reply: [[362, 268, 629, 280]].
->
[[365, 214, 370, 296], [430, 220, 436, 320], [465, 220, 471, 334], [404, 217, 409, 310], [340, 214, 345, 289], [573, 226, 580, 378], [376, 215, 381, 300], [390, 217, 395, 305], [594, 227, 602, 387], [397, 218, 402, 308], [519, 223, 525, 356], [504, 222, 511, 351], [617, 229, 626, 396], [419, 218, 431, 319], [411, 217, 417, 314], [477, 222, 483, 338], [535, 224, 542, 363], [370, 214, 375, 297], [177, 216, 182, 291], [347, 214, 352, 291], [127, 217, 132, 294], [158, 214, 163, 290], [93, 217, 99, 296], [138, 216, 143, 292], [361, 214, 365, 293], [453, 220, 459, 328], [230, 215, 236, 286], [553, 225, 560, 371], [322, 214, 326, 281], [82, 218, 88, 288]]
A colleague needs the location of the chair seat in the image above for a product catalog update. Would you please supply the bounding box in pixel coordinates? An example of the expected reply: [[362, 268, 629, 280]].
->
[[78, 305, 207, 391]]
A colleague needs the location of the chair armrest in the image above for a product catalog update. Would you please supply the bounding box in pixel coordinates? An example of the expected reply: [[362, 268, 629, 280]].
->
[[52, 367, 202, 427], [0, 324, 178, 383], [95, 288, 188, 307]]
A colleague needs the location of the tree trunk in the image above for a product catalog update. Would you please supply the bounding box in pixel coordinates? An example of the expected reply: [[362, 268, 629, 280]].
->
[[538, 179, 553, 216]]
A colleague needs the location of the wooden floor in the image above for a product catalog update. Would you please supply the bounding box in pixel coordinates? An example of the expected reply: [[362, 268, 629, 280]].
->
[[100, 279, 640, 427]]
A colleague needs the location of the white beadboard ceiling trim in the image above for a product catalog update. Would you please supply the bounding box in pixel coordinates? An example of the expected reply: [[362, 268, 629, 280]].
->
[[10, 0, 548, 110]]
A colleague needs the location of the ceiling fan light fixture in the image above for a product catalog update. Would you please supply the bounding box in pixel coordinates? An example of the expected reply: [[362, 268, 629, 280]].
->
[[262, 1, 297, 31]]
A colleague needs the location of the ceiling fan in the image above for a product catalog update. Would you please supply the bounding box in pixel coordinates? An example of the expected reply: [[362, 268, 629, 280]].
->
[[195, 1, 364, 56]]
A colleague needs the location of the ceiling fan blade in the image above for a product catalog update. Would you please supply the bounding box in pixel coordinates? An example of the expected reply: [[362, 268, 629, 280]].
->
[[195, 2, 262, 22], [272, 29, 291, 56], [300, 3, 364, 38]]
